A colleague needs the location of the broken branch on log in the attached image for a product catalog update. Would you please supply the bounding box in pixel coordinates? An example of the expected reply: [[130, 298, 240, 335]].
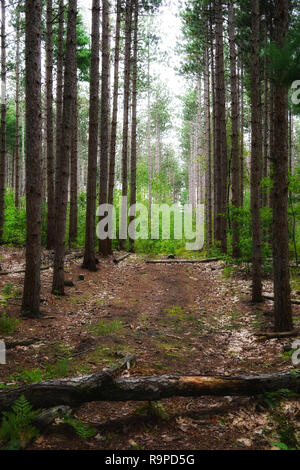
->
[[0, 371, 298, 413]]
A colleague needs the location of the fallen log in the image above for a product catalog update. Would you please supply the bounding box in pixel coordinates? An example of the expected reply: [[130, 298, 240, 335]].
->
[[113, 253, 131, 264], [0, 371, 299, 413], [0, 265, 52, 276], [255, 330, 300, 339], [146, 258, 222, 265], [263, 295, 300, 306]]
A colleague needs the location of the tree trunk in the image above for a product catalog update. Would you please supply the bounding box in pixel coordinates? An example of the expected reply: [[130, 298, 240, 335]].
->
[[69, 86, 78, 248], [215, 0, 227, 254], [46, 0, 55, 250], [120, 0, 133, 250], [107, 0, 121, 256], [250, 0, 263, 303], [15, 4, 21, 209], [54, 0, 65, 229], [129, 0, 138, 252], [82, 0, 100, 272], [229, 0, 240, 259], [204, 45, 212, 249], [0, 0, 6, 243], [21, 0, 43, 318], [52, 0, 77, 295], [240, 62, 244, 208], [272, 0, 293, 332], [99, 0, 111, 257], [0, 371, 299, 413]]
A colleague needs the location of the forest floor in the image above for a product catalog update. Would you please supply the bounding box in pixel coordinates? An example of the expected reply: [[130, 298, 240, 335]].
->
[[0, 246, 299, 450]]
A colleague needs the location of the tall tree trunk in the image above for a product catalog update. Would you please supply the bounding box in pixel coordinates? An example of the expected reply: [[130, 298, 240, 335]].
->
[[15, 4, 21, 209], [120, 0, 132, 250], [82, 0, 100, 271], [107, 0, 121, 256], [147, 27, 152, 232], [272, 0, 293, 332], [250, 0, 263, 303], [69, 85, 78, 247], [52, 0, 77, 295], [0, 0, 6, 243], [129, 0, 138, 252], [22, 0, 43, 318], [215, 0, 227, 253], [46, 0, 55, 250], [204, 45, 212, 249], [240, 62, 244, 208], [229, 0, 240, 258], [99, 0, 110, 257], [55, 0, 65, 226], [210, 14, 217, 242]]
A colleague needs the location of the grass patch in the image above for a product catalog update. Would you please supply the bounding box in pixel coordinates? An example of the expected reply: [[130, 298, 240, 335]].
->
[[89, 320, 124, 336], [0, 313, 21, 335]]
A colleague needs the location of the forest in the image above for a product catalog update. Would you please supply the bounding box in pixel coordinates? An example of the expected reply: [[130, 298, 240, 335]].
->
[[0, 0, 299, 453]]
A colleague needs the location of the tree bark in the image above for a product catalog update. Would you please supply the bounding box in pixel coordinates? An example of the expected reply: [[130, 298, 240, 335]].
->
[[82, 0, 100, 272], [21, 0, 43, 318], [0, 371, 299, 413], [272, 0, 293, 332], [52, 0, 77, 295]]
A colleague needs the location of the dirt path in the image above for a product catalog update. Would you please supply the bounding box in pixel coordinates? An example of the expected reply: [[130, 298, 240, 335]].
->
[[0, 247, 299, 450]]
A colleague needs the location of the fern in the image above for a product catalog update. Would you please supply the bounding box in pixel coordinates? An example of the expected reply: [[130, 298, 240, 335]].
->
[[63, 417, 97, 439], [0, 395, 40, 449]]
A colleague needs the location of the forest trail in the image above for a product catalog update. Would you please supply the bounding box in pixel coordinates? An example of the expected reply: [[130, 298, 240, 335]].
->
[[0, 247, 299, 450]]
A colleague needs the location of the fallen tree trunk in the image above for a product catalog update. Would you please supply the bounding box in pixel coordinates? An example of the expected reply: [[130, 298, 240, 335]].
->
[[0, 265, 52, 276], [255, 330, 300, 339], [146, 258, 222, 265], [113, 253, 131, 264], [0, 371, 299, 413]]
